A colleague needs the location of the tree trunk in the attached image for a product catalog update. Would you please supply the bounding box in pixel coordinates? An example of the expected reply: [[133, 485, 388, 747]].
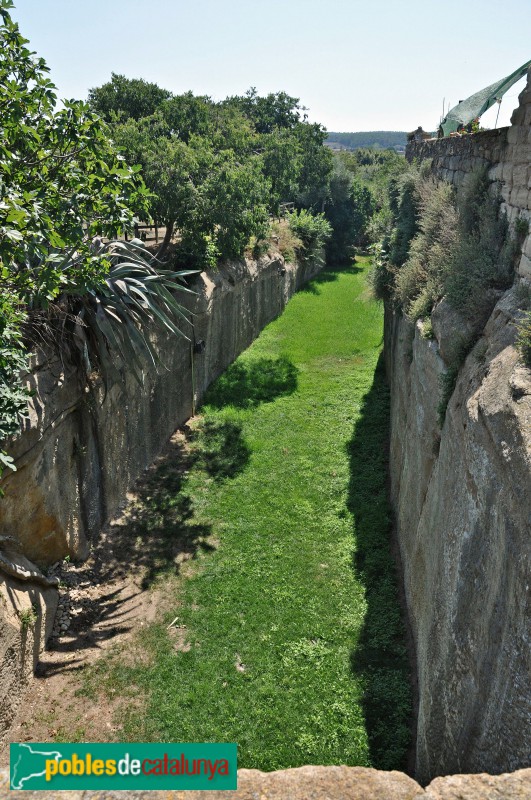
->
[[155, 221, 174, 260]]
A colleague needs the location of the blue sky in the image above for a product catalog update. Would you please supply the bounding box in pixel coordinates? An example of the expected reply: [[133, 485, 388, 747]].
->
[[11, 0, 531, 132]]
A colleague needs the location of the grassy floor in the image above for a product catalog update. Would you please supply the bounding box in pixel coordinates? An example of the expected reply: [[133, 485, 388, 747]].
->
[[83, 257, 411, 770]]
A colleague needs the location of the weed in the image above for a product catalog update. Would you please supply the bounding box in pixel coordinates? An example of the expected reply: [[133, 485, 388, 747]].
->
[[421, 318, 434, 339], [269, 220, 302, 264], [390, 165, 517, 323], [516, 312, 531, 368], [19, 605, 37, 630]]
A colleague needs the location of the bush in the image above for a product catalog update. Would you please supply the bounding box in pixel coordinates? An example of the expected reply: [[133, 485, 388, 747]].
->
[[394, 179, 458, 319], [269, 220, 302, 263], [367, 243, 394, 302], [390, 166, 517, 323], [286, 209, 332, 263], [444, 169, 516, 316], [516, 312, 531, 368], [387, 167, 422, 267], [324, 158, 375, 263]]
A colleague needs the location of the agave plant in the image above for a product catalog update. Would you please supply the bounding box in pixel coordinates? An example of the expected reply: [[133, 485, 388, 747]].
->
[[75, 240, 199, 386]]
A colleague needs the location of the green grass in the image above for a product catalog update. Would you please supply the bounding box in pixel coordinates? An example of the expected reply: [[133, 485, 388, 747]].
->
[[83, 257, 411, 770]]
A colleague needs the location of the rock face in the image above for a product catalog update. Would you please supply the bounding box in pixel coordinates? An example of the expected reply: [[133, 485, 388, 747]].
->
[[0, 252, 321, 743], [398, 65, 531, 782], [1, 765, 530, 798], [385, 288, 531, 782]]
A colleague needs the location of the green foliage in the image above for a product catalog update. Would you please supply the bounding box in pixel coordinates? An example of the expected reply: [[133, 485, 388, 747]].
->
[[0, 293, 29, 481], [421, 318, 434, 339], [390, 165, 517, 323], [515, 216, 530, 238], [18, 605, 37, 630], [76, 241, 197, 386], [367, 243, 394, 302], [444, 169, 516, 315], [0, 9, 147, 307], [324, 158, 375, 263], [0, 2, 183, 482], [387, 167, 422, 268], [395, 179, 458, 319], [326, 131, 407, 151], [516, 312, 531, 368], [89, 80, 334, 264], [88, 73, 171, 122], [384, 164, 520, 424], [287, 209, 332, 264], [224, 88, 302, 134]]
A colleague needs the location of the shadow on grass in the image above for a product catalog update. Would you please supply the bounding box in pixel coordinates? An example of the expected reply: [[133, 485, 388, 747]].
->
[[110, 420, 250, 590], [204, 355, 298, 409], [39, 419, 251, 678], [346, 353, 413, 771], [189, 418, 251, 480], [299, 261, 364, 295]]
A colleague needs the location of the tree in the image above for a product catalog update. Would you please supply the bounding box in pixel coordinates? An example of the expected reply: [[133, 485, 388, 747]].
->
[[225, 89, 333, 213], [324, 158, 375, 263], [0, 0, 148, 480], [88, 72, 171, 122], [89, 78, 273, 264]]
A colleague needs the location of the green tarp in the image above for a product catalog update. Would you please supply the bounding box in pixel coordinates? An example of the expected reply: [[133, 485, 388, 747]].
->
[[439, 60, 531, 137]]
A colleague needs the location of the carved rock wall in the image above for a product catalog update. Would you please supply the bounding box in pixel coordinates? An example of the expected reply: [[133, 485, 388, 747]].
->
[[385, 292, 531, 781]]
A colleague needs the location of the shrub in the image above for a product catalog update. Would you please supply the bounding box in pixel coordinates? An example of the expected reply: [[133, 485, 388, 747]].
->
[[269, 220, 302, 264], [394, 179, 458, 318], [387, 166, 423, 267], [516, 312, 531, 368], [286, 209, 332, 263], [391, 166, 517, 323], [445, 169, 515, 317], [367, 243, 394, 302]]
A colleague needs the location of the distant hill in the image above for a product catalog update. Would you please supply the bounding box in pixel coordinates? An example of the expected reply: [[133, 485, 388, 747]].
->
[[325, 131, 407, 152]]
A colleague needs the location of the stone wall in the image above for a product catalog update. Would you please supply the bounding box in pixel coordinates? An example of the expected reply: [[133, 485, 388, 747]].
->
[[406, 67, 531, 280], [389, 69, 531, 781], [0, 251, 321, 736]]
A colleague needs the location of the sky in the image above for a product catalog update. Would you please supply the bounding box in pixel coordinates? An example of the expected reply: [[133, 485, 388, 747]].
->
[[10, 0, 531, 133]]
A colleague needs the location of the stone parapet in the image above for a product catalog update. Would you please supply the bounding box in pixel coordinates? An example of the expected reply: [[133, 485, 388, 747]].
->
[[1, 765, 530, 798]]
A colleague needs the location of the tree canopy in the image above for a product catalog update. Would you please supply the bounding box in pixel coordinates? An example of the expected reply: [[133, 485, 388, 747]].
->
[[88, 78, 334, 263]]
